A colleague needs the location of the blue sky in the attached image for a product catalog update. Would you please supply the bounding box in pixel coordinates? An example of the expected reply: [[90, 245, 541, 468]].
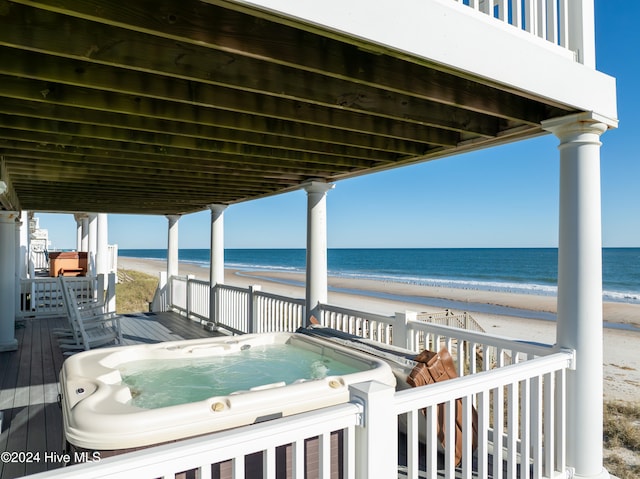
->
[[38, 3, 639, 250]]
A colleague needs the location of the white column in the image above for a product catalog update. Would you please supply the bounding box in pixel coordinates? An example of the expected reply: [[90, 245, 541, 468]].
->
[[96, 213, 109, 278], [27, 212, 35, 279], [209, 205, 227, 286], [208, 205, 227, 326], [303, 181, 334, 324], [543, 112, 614, 479], [87, 213, 98, 276], [15, 212, 28, 314], [0, 211, 18, 352], [74, 213, 84, 251], [17, 211, 29, 280], [166, 215, 180, 279], [80, 215, 89, 252]]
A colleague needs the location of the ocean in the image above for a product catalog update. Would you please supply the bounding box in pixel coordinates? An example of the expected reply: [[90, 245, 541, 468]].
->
[[119, 248, 640, 305]]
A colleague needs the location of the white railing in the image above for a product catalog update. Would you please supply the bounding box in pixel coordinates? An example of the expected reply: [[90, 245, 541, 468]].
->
[[459, 0, 572, 53], [30, 249, 49, 271], [319, 303, 395, 344], [213, 284, 306, 335], [252, 289, 306, 333], [166, 280, 554, 372], [108, 244, 118, 280], [170, 275, 214, 322], [27, 401, 362, 479], [396, 350, 573, 479], [17, 276, 102, 319], [165, 280, 556, 372], [168, 275, 188, 315], [318, 306, 557, 377], [165, 278, 306, 335], [215, 284, 251, 334], [186, 277, 210, 321], [39, 278, 573, 479], [18, 277, 64, 318], [417, 309, 485, 333], [403, 315, 557, 374], [31, 351, 572, 479], [150, 271, 168, 313]]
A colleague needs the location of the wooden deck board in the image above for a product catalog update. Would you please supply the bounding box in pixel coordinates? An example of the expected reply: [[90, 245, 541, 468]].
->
[[25, 320, 48, 477], [2, 319, 32, 479], [0, 312, 224, 479], [119, 313, 184, 345], [0, 324, 24, 479]]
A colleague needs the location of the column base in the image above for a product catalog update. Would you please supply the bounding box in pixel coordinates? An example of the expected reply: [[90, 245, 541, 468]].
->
[[572, 467, 612, 479], [0, 338, 18, 352]]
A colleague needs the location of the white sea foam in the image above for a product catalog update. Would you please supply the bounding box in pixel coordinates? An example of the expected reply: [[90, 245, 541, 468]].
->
[[329, 271, 640, 304], [227, 262, 303, 273], [331, 271, 558, 296], [603, 290, 640, 303]]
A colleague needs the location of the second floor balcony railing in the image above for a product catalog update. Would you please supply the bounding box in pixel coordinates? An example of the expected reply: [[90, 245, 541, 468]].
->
[[453, 0, 592, 64]]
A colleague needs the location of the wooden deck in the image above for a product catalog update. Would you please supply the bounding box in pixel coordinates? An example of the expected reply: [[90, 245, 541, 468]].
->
[[0, 312, 225, 479]]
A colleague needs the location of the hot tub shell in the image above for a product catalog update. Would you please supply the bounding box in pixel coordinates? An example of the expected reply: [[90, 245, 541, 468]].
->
[[60, 332, 395, 451]]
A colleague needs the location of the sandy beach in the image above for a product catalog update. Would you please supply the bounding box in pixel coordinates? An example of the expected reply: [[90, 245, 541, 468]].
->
[[118, 257, 640, 402]]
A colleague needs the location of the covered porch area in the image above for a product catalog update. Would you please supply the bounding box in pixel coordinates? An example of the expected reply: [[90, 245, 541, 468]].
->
[[0, 0, 618, 478]]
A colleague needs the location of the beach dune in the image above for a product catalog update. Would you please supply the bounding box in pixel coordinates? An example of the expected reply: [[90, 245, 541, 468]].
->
[[118, 257, 640, 402]]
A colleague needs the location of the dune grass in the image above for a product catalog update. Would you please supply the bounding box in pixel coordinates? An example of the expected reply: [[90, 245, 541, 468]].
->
[[114, 268, 640, 476], [115, 269, 159, 314], [604, 401, 640, 478]]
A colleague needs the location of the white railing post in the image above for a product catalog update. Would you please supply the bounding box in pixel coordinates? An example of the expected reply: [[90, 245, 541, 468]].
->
[[106, 272, 116, 313], [209, 282, 218, 326], [393, 311, 415, 349], [567, 0, 595, 67], [96, 274, 105, 303], [151, 271, 168, 312], [108, 243, 118, 280], [96, 213, 109, 283], [184, 274, 193, 319], [212, 283, 220, 326], [248, 285, 261, 334], [87, 213, 98, 276], [349, 381, 396, 479]]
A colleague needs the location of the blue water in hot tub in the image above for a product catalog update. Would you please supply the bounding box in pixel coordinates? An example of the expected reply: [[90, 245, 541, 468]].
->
[[119, 343, 365, 409]]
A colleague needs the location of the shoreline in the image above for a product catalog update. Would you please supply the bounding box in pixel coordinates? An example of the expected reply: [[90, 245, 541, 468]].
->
[[119, 256, 640, 329], [118, 256, 640, 401]]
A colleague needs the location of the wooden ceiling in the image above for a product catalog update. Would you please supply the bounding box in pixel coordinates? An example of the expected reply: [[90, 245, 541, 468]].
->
[[0, 0, 578, 215]]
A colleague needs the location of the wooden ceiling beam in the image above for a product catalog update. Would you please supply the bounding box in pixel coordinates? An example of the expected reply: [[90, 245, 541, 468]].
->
[[0, 113, 397, 163], [0, 96, 434, 156], [1, 150, 309, 180], [0, 73, 461, 147], [3, 159, 305, 188], [12, 178, 277, 200], [9, 191, 222, 215], [0, 127, 390, 169], [0, 144, 338, 177], [10, 0, 571, 122], [0, 46, 505, 138]]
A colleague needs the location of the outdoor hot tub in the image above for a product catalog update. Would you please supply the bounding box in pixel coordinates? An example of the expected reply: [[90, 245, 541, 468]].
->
[[59, 332, 395, 452]]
